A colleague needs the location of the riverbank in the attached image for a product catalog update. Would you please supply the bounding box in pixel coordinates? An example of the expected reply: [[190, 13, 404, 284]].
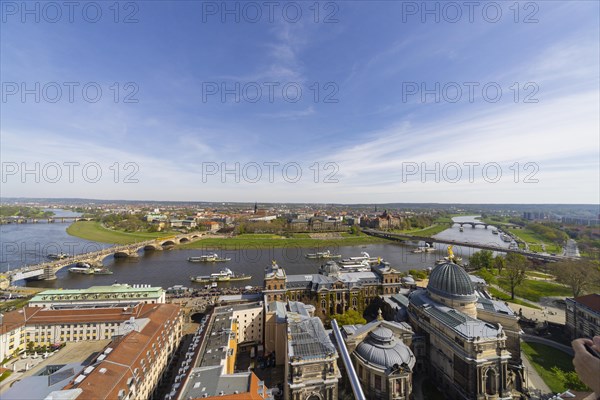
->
[[391, 224, 448, 237], [67, 222, 389, 248], [178, 232, 388, 249], [67, 221, 175, 244]]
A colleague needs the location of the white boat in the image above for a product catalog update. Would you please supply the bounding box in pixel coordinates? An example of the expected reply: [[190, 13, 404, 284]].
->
[[69, 266, 113, 275], [338, 260, 371, 272], [492, 229, 499, 235], [188, 253, 231, 262], [191, 268, 251, 283], [69, 266, 94, 274], [339, 252, 379, 265], [48, 252, 69, 260], [305, 250, 342, 259], [500, 233, 512, 243]]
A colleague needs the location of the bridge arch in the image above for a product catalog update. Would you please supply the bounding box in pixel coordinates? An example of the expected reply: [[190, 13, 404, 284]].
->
[[179, 237, 190, 244], [144, 243, 162, 251], [161, 240, 176, 247]]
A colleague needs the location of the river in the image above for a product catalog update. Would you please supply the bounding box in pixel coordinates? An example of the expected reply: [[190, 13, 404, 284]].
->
[[1, 213, 508, 290]]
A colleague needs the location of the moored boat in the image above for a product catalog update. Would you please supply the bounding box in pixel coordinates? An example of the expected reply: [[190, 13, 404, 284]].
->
[[69, 266, 94, 274], [48, 252, 70, 260], [188, 253, 231, 262], [190, 268, 251, 283], [305, 250, 342, 259], [69, 265, 113, 275]]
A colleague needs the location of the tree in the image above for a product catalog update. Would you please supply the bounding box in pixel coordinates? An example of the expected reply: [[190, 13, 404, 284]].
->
[[331, 309, 366, 326], [469, 250, 493, 269], [494, 256, 506, 274], [551, 260, 600, 298], [504, 253, 529, 299], [550, 367, 590, 391], [479, 250, 494, 269]]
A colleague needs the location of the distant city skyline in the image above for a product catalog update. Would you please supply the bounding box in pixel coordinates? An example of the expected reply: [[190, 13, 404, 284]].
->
[[2, 2, 599, 203]]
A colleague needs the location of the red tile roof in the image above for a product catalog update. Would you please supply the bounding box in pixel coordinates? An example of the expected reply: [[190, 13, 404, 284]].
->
[[574, 294, 600, 313], [66, 304, 181, 400]]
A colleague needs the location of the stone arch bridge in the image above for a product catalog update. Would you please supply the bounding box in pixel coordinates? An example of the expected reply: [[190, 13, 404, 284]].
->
[[0, 233, 206, 287]]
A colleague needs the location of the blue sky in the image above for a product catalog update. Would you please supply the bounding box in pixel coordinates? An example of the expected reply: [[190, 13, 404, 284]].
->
[[1, 1, 599, 203]]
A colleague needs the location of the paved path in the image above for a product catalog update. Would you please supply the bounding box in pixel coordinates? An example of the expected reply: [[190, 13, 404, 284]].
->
[[521, 350, 552, 395], [489, 284, 566, 325]]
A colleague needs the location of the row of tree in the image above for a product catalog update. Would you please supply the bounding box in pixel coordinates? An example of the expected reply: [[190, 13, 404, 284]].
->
[[470, 249, 600, 299]]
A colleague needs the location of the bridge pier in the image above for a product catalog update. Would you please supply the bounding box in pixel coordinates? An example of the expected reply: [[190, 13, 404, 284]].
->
[[43, 265, 57, 280], [114, 250, 139, 259]]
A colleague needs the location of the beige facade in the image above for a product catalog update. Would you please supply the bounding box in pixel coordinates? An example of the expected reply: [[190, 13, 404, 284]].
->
[[263, 261, 404, 321], [341, 315, 416, 400], [408, 262, 522, 400], [566, 294, 600, 339], [231, 302, 263, 344]]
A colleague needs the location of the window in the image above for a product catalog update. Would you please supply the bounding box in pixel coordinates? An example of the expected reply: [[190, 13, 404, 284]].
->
[[374, 375, 382, 390]]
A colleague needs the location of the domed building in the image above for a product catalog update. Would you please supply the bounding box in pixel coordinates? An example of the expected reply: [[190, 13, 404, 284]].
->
[[340, 312, 415, 400], [426, 261, 478, 316], [408, 261, 523, 400]]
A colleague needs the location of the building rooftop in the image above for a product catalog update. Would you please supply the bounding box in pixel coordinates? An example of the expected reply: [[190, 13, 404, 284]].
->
[[287, 310, 336, 361], [64, 303, 181, 399], [572, 294, 600, 313], [3, 363, 86, 400], [427, 262, 476, 301], [410, 290, 502, 340], [30, 284, 164, 303]]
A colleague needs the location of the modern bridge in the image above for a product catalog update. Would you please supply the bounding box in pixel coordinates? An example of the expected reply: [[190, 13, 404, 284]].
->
[[362, 229, 568, 262], [439, 221, 523, 229], [0, 232, 207, 287]]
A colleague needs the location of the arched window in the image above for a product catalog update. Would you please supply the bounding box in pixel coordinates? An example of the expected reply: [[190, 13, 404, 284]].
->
[[486, 369, 497, 395], [352, 297, 357, 307], [321, 299, 326, 309]]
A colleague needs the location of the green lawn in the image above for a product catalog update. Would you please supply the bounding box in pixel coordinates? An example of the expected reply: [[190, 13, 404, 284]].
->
[[486, 287, 542, 310], [178, 232, 387, 249], [521, 341, 575, 393], [496, 278, 571, 302], [67, 221, 176, 244], [392, 224, 448, 237], [0, 297, 32, 312], [508, 228, 562, 254], [526, 271, 555, 280]]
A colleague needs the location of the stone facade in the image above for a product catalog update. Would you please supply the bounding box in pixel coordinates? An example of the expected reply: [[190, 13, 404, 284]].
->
[[263, 260, 404, 320], [566, 294, 600, 339]]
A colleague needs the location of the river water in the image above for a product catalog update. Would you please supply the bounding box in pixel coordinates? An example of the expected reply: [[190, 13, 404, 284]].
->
[[0, 213, 509, 290]]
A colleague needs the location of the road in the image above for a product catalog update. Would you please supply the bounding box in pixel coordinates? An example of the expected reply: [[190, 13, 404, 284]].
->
[[563, 239, 580, 258]]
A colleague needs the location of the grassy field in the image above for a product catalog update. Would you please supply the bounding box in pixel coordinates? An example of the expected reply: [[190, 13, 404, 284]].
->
[[393, 224, 448, 237], [508, 228, 562, 254], [67, 221, 176, 244], [0, 297, 31, 312], [496, 277, 571, 302], [486, 286, 542, 310], [526, 271, 556, 280], [521, 341, 576, 393], [179, 232, 387, 249]]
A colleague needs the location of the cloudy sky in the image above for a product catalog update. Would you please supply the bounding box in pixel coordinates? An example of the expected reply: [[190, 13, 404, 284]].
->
[[1, 1, 599, 203]]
